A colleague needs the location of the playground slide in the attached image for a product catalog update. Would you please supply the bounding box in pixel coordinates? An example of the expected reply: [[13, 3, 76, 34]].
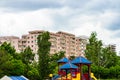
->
[[91, 73, 97, 80]]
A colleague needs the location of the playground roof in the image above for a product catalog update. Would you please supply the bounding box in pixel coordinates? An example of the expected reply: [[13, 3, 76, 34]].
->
[[57, 57, 69, 63], [60, 62, 78, 69], [10, 76, 26, 80], [71, 56, 92, 64], [0, 75, 28, 80]]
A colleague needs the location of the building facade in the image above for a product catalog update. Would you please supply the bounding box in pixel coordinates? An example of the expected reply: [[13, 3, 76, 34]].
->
[[0, 36, 20, 52], [108, 44, 116, 52], [0, 30, 88, 57]]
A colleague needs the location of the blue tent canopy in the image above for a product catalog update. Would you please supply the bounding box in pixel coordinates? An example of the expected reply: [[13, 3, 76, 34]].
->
[[60, 62, 78, 69], [71, 56, 92, 64], [9, 76, 26, 80], [57, 57, 69, 63]]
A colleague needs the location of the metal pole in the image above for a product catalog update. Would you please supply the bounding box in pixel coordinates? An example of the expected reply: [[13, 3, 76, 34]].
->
[[80, 64, 82, 80], [88, 65, 91, 80], [66, 69, 67, 80]]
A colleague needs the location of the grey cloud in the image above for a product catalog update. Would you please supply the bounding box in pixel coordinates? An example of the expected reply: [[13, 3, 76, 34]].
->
[[0, 0, 120, 13], [0, 0, 63, 11], [111, 30, 120, 38], [86, 0, 120, 13], [64, 0, 90, 8], [105, 16, 120, 31]]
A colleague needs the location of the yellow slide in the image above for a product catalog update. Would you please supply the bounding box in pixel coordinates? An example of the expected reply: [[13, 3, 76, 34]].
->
[[91, 73, 97, 80]]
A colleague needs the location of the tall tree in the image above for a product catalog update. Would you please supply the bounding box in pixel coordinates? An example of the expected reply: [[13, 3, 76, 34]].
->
[[37, 31, 51, 80], [85, 32, 102, 66], [85, 32, 117, 68], [20, 46, 35, 77], [49, 51, 65, 74], [21, 46, 35, 65]]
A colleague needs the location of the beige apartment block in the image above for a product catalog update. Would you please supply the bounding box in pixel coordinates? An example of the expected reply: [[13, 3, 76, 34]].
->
[[0, 30, 88, 57], [0, 36, 20, 52], [19, 30, 88, 57]]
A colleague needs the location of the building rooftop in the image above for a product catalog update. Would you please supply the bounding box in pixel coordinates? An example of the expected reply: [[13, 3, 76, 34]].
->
[[0, 36, 19, 40], [29, 30, 45, 34], [57, 31, 75, 36]]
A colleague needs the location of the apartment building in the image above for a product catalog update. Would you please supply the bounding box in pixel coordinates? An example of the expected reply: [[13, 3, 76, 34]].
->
[[0, 30, 88, 57], [0, 36, 20, 52], [56, 31, 77, 57], [103, 44, 116, 53], [108, 44, 116, 52]]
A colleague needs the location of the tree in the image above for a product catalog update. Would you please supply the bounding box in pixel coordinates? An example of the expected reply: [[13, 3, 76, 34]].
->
[[37, 31, 51, 80], [0, 48, 25, 77], [85, 32, 102, 66], [0, 42, 16, 57], [20, 46, 35, 78], [3, 59, 25, 76], [27, 66, 39, 80], [100, 46, 117, 68], [85, 32, 118, 79], [85, 32, 117, 68], [0, 49, 12, 78], [21, 46, 35, 65], [49, 51, 65, 74]]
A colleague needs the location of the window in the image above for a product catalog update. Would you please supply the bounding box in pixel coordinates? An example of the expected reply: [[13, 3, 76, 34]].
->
[[31, 36, 33, 39]]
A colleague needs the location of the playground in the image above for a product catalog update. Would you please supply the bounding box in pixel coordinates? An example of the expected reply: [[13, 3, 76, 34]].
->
[[52, 56, 97, 80]]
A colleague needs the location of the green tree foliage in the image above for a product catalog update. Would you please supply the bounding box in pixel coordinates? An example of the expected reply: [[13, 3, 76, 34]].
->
[[85, 32, 118, 79], [0, 49, 12, 78], [20, 46, 35, 78], [3, 59, 25, 76], [85, 32, 117, 67], [0, 49, 12, 66], [37, 31, 51, 80], [0, 42, 26, 78], [27, 66, 39, 80], [100, 47, 117, 68], [0, 42, 16, 56], [85, 32, 102, 66], [116, 56, 120, 66], [26, 61, 39, 80], [0, 41, 39, 80], [21, 46, 35, 65], [49, 51, 65, 74]]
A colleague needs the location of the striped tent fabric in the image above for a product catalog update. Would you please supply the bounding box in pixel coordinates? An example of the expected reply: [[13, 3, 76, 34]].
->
[[10, 76, 26, 80]]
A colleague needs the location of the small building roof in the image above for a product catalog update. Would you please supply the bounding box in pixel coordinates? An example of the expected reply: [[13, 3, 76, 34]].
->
[[71, 56, 92, 64], [9, 76, 26, 80], [0, 75, 10, 80], [60, 62, 78, 70], [0, 75, 28, 80], [57, 57, 69, 63]]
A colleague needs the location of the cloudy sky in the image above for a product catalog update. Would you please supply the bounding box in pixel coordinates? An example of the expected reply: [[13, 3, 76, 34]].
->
[[0, 0, 120, 54]]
